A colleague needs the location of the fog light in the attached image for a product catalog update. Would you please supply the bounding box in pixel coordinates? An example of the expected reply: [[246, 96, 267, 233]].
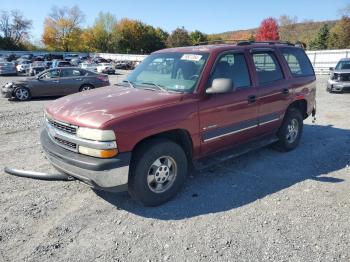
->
[[79, 146, 118, 158]]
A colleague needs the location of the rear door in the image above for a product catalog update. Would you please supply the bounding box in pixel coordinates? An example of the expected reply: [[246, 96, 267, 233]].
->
[[59, 68, 84, 95], [198, 51, 259, 156], [250, 49, 292, 136], [30, 69, 61, 96]]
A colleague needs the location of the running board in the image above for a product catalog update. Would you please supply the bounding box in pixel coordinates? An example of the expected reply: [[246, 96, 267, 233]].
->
[[4, 167, 74, 181], [193, 135, 279, 170]]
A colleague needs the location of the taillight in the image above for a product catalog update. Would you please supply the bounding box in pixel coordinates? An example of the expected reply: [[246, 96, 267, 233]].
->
[[97, 75, 109, 82]]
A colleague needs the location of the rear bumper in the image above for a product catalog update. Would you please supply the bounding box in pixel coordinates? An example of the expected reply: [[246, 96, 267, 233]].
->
[[41, 129, 131, 192]]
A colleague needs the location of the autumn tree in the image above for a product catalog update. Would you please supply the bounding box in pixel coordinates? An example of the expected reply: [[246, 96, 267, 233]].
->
[[279, 15, 298, 42], [166, 27, 191, 47], [82, 12, 118, 52], [327, 16, 350, 49], [42, 6, 84, 52], [309, 24, 330, 50], [256, 17, 279, 41], [0, 10, 32, 50], [190, 30, 208, 45]]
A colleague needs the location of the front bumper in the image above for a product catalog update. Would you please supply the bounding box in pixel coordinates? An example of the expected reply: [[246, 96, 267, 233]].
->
[[327, 80, 350, 92], [1, 86, 14, 98], [41, 129, 131, 192]]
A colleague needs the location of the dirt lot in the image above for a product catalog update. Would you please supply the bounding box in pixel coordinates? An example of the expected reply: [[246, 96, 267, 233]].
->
[[0, 74, 349, 262]]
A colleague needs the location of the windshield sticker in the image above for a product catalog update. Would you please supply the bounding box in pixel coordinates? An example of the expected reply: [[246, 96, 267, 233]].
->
[[181, 54, 202, 61]]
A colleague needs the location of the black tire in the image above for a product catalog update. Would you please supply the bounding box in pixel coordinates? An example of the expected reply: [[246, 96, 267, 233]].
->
[[79, 84, 94, 92], [275, 108, 303, 151], [128, 138, 188, 206], [14, 87, 31, 101]]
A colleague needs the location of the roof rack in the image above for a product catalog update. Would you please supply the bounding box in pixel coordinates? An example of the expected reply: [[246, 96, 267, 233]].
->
[[236, 41, 295, 46], [194, 40, 299, 47], [194, 39, 249, 46]]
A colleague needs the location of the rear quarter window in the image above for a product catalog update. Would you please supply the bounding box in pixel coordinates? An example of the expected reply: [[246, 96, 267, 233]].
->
[[281, 48, 314, 77]]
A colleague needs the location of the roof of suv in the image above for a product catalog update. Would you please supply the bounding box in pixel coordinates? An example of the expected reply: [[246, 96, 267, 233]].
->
[[154, 41, 300, 54]]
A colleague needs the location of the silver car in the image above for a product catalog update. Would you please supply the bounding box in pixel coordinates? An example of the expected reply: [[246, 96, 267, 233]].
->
[[0, 62, 17, 76], [327, 58, 350, 93]]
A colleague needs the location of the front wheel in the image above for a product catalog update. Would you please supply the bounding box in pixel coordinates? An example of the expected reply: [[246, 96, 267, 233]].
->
[[275, 108, 303, 151], [128, 139, 188, 206], [14, 87, 31, 101]]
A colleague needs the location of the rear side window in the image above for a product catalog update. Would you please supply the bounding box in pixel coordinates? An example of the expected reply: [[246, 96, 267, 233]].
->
[[210, 52, 251, 89], [252, 51, 284, 84], [281, 48, 314, 77], [61, 69, 82, 77]]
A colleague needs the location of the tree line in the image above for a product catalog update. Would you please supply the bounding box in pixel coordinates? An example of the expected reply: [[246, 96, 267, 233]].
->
[[42, 6, 209, 53], [0, 5, 349, 53]]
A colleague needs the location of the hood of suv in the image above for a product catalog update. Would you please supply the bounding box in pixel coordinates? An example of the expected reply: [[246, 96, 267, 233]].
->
[[45, 85, 183, 128]]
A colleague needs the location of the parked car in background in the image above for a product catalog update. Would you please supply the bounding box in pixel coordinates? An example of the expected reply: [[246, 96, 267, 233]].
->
[[19, 54, 34, 61], [33, 56, 45, 62], [2, 67, 110, 101], [327, 58, 350, 93], [64, 54, 79, 62], [0, 62, 17, 75], [52, 60, 71, 68], [26, 62, 46, 76], [43, 61, 53, 69], [115, 60, 134, 70], [97, 63, 115, 74], [43, 53, 64, 61], [16, 60, 32, 73], [80, 63, 98, 72]]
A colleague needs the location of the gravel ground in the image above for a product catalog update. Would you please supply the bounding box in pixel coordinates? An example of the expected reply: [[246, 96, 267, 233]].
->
[[0, 74, 349, 262]]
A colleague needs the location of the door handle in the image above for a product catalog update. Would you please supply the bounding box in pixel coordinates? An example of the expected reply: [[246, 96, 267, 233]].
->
[[75, 78, 82, 81], [247, 95, 256, 103], [281, 88, 289, 95], [52, 80, 59, 83]]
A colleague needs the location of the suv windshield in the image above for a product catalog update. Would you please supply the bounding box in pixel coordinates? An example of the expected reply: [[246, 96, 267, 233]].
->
[[335, 60, 350, 70], [127, 52, 209, 92]]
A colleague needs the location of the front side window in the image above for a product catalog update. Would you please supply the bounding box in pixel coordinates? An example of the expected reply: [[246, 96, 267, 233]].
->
[[281, 47, 314, 77], [252, 51, 284, 84], [209, 52, 251, 89], [41, 69, 60, 79], [127, 52, 209, 92]]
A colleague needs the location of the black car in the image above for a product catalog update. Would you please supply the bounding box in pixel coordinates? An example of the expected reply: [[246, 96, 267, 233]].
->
[[1, 67, 110, 101]]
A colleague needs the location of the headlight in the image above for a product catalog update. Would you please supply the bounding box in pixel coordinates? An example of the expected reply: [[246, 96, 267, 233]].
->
[[78, 146, 118, 158], [4, 82, 13, 88], [76, 127, 116, 141]]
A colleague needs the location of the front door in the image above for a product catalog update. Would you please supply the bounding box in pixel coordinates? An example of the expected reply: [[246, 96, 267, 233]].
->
[[198, 51, 259, 157], [30, 69, 61, 97]]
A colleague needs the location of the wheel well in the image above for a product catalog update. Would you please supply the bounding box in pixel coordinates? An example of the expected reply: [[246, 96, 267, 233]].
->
[[131, 129, 193, 165], [80, 83, 94, 90], [287, 99, 307, 119]]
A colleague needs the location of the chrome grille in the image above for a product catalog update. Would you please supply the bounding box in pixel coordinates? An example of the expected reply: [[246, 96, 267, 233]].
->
[[340, 73, 350, 82], [54, 137, 77, 150], [48, 119, 77, 134]]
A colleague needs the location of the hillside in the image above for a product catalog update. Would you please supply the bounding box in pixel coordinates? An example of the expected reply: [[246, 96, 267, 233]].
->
[[209, 20, 338, 46]]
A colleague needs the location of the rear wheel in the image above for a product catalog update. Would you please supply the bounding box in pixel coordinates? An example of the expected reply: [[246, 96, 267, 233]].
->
[[79, 84, 94, 92], [128, 139, 188, 206], [14, 87, 31, 101], [275, 108, 303, 151]]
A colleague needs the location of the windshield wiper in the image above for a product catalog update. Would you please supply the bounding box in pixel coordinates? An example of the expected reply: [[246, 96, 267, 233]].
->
[[140, 82, 167, 92], [122, 80, 135, 88]]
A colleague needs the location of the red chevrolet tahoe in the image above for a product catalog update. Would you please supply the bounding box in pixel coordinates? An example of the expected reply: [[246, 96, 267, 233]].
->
[[42, 41, 316, 206]]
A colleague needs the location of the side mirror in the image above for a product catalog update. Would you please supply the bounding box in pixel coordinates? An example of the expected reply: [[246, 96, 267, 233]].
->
[[206, 78, 234, 94], [329, 67, 334, 71]]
